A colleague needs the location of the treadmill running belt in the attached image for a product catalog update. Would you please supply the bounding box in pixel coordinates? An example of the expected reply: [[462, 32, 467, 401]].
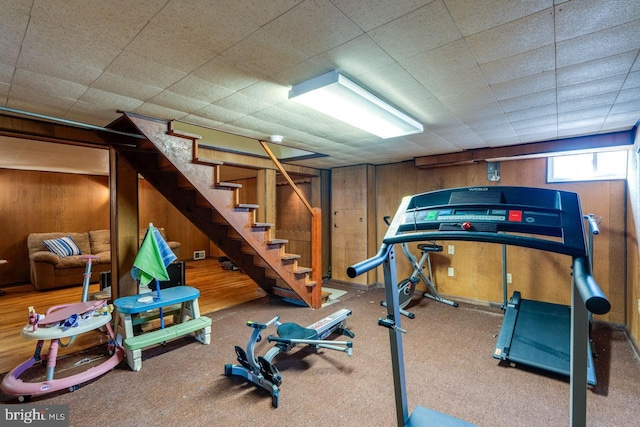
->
[[507, 298, 596, 385]]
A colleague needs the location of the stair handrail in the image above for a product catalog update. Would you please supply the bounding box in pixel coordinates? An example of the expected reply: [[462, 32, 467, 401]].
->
[[259, 140, 322, 306], [258, 140, 315, 215]]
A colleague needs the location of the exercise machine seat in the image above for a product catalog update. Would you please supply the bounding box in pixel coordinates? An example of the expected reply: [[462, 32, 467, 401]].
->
[[277, 322, 319, 340]]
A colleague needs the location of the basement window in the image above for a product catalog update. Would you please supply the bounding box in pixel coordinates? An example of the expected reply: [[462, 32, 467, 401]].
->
[[547, 150, 628, 183]]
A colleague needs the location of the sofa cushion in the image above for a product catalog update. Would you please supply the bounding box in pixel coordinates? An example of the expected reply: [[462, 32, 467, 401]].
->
[[43, 235, 82, 258], [28, 232, 92, 256], [89, 229, 111, 254]]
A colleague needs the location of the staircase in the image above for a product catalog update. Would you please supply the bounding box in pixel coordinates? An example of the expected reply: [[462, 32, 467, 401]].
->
[[106, 112, 322, 308]]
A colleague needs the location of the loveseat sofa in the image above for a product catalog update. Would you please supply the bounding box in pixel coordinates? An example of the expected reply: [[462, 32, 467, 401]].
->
[[27, 229, 181, 290]]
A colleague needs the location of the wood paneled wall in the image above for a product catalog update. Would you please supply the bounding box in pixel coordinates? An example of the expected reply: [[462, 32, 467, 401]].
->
[[374, 157, 626, 324], [625, 127, 640, 346], [0, 169, 110, 285], [0, 169, 211, 286]]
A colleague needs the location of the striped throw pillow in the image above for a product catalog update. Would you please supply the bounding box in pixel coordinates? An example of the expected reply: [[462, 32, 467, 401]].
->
[[43, 236, 82, 258]]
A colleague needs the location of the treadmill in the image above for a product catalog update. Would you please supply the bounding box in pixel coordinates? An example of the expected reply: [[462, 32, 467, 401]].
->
[[347, 186, 611, 427], [494, 213, 601, 386]]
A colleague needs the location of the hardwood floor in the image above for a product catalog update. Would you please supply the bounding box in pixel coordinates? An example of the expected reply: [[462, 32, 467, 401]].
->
[[0, 258, 264, 375]]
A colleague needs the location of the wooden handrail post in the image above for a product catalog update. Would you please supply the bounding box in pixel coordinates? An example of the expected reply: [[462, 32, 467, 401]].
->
[[311, 207, 322, 307]]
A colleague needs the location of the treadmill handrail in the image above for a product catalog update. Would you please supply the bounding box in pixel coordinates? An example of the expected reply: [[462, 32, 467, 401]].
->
[[572, 256, 611, 315], [381, 231, 587, 257], [347, 244, 390, 278]]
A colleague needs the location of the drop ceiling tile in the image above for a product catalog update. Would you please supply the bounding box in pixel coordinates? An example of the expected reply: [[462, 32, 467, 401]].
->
[[148, 90, 209, 114], [78, 88, 143, 111], [616, 86, 640, 103], [557, 91, 617, 113], [106, 51, 186, 89], [214, 92, 272, 116], [481, 45, 555, 86], [220, 28, 308, 77], [611, 99, 640, 115], [91, 72, 164, 101], [490, 71, 556, 101], [465, 10, 554, 64], [368, 1, 461, 61], [506, 104, 557, 122], [198, 103, 246, 124], [312, 35, 396, 76], [511, 113, 557, 130], [557, 50, 637, 87], [21, 19, 122, 71], [603, 111, 640, 129], [0, 4, 30, 64], [515, 125, 557, 139], [9, 84, 78, 109], [499, 89, 556, 113], [134, 103, 189, 122], [622, 71, 640, 89], [331, 0, 431, 32], [238, 80, 290, 108], [213, 0, 304, 26], [180, 114, 224, 129], [192, 56, 263, 92], [554, 0, 640, 42], [17, 48, 104, 86], [0, 63, 14, 85], [558, 117, 604, 132], [558, 106, 611, 123], [31, 0, 165, 49], [556, 20, 640, 68], [557, 75, 626, 102], [262, 0, 363, 57], [445, 0, 551, 36], [125, 1, 259, 72], [486, 136, 523, 147], [63, 109, 119, 127], [439, 87, 498, 111], [13, 68, 87, 100], [401, 40, 488, 97], [0, 84, 8, 97], [464, 113, 513, 129], [6, 97, 72, 119], [169, 76, 235, 104]]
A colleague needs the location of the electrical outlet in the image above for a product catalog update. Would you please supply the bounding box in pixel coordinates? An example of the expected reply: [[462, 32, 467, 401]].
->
[[193, 250, 206, 260], [507, 273, 512, 284], [448, 245, 455, 255], [448, 267, 455, 277]]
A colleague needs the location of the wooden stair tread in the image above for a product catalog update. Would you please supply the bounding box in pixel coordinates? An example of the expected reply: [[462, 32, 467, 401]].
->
[[281, 253, 300, 260], [236, 203, 259, 209], [295, 266, 312, 274], [252, 222, 274, 228], [267, 238, 288, 244], [216, 182, 242, 188]]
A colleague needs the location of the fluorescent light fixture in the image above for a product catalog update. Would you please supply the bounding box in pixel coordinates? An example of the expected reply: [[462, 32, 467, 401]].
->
[[289, 70, 423, 139]]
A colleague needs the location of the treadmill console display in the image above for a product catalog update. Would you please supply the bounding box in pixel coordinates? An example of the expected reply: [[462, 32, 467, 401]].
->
[[385, 186, 587, 257]]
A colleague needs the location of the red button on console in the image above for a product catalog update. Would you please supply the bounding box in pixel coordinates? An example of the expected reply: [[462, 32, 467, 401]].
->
[[508, 210, 522, 222]]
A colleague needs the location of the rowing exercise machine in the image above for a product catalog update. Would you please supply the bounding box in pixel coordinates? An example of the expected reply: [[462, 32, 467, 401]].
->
[[224, 308, 354, 407]]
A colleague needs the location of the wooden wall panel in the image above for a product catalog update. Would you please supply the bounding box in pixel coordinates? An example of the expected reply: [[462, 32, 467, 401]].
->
[[331, 165, 373, 285], [276, 181, 313, 268], [0, 169, 109, 286], [0, 170, 212, 287], [138, 179, 211, 260], [375, 158, 626, 323]]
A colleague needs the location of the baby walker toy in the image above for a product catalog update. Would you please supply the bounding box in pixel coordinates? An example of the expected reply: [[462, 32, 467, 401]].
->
[[1, 255, 124, 401], [225, 308, 354, 407]]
